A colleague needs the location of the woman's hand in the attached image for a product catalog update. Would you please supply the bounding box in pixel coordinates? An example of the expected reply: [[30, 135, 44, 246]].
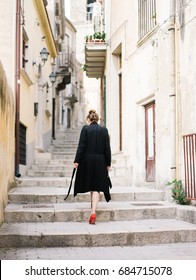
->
[[74, 162, 79, 169], [107, 166, 111, 171]]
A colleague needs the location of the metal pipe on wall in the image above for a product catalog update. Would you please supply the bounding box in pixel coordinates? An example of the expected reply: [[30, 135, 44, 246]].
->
[[169, 0, 180, 180], [15, 0, 21, 177], [174, 4, 180, 180]]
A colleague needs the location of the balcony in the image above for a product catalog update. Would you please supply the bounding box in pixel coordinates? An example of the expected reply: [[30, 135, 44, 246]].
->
[[84, 32, 107, 78], [55, 51, 71, 90]]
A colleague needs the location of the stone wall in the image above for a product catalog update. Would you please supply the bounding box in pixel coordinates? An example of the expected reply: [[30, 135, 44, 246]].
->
[[0, 61, 15, 224]]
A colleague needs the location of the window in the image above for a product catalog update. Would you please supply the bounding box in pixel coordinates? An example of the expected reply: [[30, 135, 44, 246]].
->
[[22, 28, 29, 68], [138, 0, 157, 40], [86, 0, 96, 21]]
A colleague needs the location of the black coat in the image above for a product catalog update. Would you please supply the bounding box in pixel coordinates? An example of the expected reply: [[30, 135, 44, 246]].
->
[[74, 122, 112, 202]]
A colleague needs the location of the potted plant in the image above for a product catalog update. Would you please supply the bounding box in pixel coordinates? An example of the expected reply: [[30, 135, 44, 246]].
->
[[85, 35, 89, 42], [82, 63, 87, 71], [93, 31, 106, 42], [101, 31, 106, 42], [166, 179, 191, 205], [93, 32, 102, 41]]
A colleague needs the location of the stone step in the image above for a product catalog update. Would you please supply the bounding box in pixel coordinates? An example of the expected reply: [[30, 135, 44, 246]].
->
[[26, 170, 73, 177], [52, 146, 77, 149], [30, 165, 73, 171], [18, 177, 70, 187], [4, 201, 176, 223], [48, 148, 77, 153], [34, 159, 73, 165], [51, 154, 74, 160], [52, 139, 79, 143], [110, 177, 132, 186], [55, 135, 80, 140], [17, 175, 154, 187], [27, 169, 128, 179], [52, 151, 75, 155], [8, 186, 164, 203], [51, 143, 77, 147], [50, 149, 76, 153], [52, 149, 77, 153], [52, 140, 79, 145], [1, 219, 196, 248]]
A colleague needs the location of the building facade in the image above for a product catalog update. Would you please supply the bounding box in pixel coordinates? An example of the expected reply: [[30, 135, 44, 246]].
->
[[55, 16, 85, 131], [103, 0, 196, 194], [20, 0, 58, 175], [0, 0, 61, 223], [66, 0, 102, 120]]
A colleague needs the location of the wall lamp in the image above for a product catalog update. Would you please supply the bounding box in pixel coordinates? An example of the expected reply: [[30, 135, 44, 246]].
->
[[32, 47, 49, 67], [49, 72, 57, 84], [44, 72, 57, 92]]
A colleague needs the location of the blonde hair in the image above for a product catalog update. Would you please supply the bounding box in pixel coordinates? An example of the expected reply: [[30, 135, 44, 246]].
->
[[86, 109, 99, 122]]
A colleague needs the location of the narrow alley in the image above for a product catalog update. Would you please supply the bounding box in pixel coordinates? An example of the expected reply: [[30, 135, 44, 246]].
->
[[1, 0, 196, 262]]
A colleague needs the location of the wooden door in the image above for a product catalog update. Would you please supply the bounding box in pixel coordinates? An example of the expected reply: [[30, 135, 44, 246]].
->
[[145, 102, 156, 181]]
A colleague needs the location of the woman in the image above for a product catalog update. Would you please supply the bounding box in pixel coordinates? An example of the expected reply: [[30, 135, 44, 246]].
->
[[73, 109, 112, 224]]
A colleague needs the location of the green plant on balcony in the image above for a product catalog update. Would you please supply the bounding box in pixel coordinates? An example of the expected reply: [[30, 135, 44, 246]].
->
[[93, 31, 106, 41], [93, 31, 102, 39], [101, 31, 106, 41], [85, 31, 106, 43], [82, 63, 87, 71], [85, 35, 93, 42], [166, 179, 191, 205]]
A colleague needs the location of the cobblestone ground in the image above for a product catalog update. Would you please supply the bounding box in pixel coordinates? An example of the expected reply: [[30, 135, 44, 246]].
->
[[1, 243, 196, 260]]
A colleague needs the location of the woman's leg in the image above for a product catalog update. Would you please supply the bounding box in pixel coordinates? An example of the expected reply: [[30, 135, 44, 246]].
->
[[91, 191, 100, 214], [90, 191, 93, 209]]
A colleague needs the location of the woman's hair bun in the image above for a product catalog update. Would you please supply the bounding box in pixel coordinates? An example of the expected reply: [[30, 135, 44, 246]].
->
[[89, 109, 96, 114], [87, 109, 99, 122]]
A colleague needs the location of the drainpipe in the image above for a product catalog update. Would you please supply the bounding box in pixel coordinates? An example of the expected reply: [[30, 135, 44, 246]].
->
[[169, 0, 179, 180], [100, 78, 104, 126], [52, 87, 56, 139], [15, 0, 21, 177], [174, 4, 180, 180]]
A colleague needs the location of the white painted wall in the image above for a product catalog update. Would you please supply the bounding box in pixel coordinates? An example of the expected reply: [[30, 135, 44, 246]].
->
[[105, 0, 191, 188]]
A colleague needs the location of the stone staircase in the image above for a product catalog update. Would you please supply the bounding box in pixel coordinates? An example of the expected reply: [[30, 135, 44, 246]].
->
[[1, 127, 196, 248]]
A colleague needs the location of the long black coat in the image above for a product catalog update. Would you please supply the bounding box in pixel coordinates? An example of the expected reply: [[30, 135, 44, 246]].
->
[[74, 122, 112, 202]]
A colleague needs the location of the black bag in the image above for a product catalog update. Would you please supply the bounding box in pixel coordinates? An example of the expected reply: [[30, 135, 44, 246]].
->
[[104, 173, 112, 202], [64, 168, 76, 200]]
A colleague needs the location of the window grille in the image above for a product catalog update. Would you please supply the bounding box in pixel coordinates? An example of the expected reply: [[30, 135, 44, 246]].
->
[[138, 0, 157, 40]]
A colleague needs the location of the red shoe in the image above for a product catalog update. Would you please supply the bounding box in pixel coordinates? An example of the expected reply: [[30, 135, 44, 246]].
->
[[89, 214, 96, 224]]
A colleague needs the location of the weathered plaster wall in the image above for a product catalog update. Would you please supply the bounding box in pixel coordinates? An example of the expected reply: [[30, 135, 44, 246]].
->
[[0, 61, 15, 224], [106, 0, 176, 187]]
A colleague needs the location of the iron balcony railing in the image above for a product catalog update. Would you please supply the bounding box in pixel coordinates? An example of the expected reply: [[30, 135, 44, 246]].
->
[[56, 48, 76, 71], [56, 51, 70, 71], [183, 133, 196, 200]]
